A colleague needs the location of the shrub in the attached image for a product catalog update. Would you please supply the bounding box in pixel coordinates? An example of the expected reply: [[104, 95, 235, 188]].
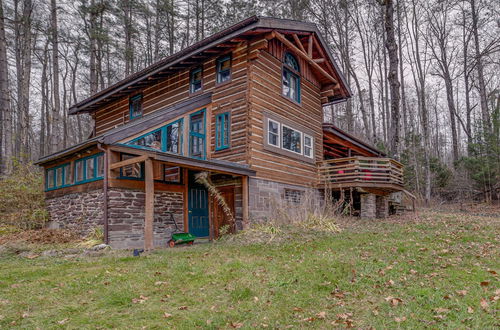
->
[[0, 161, 48, 230]]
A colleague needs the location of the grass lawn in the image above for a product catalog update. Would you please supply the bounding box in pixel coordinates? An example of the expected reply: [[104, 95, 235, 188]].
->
[[0, 208, 499, 329]]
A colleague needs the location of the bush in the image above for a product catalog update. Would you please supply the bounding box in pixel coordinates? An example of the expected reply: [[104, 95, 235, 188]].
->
[[0, 161, 48, 230]]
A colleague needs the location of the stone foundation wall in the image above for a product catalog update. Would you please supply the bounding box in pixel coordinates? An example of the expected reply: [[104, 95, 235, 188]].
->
[[107, 188, 184, 249], [360, 194, 376, 219], [248, 178, 320, 222], [376, 195, 389, 218], [45, 189, 104, 236]]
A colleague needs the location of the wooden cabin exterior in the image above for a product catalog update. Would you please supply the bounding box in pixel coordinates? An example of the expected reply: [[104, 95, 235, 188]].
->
[[37, 16, 405, 250]]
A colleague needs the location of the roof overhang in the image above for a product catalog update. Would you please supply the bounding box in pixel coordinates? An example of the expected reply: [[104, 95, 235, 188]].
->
[[69, 16, 351, 115], [323, 123, 385, 158]]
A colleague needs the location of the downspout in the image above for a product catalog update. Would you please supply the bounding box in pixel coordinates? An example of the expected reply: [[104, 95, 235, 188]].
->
[[97, 143, 109, 244]]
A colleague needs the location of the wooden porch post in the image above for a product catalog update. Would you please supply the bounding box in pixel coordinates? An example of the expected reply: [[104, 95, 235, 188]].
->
[[144, 158, 154, 250], [242, 175, 249, 229]]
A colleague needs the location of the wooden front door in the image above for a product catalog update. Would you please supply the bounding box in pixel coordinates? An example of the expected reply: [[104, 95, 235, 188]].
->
[[188, 173, 209, 238], [212, 185, 235, 239]]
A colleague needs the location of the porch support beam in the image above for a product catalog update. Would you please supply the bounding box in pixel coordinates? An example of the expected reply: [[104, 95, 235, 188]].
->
[[110, 155, 148, 170], [241, 175, 249, 229], [144, 157, 154, 251]]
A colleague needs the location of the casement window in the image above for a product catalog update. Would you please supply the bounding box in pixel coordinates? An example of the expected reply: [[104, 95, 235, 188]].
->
[[304, 134, 313, 158], [120, 153, 143, 179], [63, 163, 73, 186], [128, 119, 183, 154], [46, 169, 55, 190], [215, 112, 230, 151], [282, 52, 301, 103], [75, 153, 104, 184], [268, 119, 280, 147], [190, 67, 203, 93], [189, 110, 206, 159], [282, 124, 302, 154], [164, 165, 181, 183], [129, 94, 143, 120], [216, 55, 231, 84]]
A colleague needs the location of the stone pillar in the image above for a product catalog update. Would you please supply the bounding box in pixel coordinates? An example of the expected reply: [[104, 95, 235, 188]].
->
[[360, 194, 376, 219], [376, 195, 389, 219]]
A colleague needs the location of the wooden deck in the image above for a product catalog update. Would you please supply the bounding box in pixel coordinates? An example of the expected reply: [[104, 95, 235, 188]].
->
[[318, 156, 404, 192]]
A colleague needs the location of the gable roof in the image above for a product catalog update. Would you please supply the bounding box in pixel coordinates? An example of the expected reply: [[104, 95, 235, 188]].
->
[[69, 16, 351, 115]]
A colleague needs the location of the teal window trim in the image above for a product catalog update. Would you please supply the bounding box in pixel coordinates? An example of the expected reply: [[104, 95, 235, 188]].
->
[[158, 164, 183, 184], [129, 94, 143, 120], [74, 153, 104, 185], [215, 112, 230, 151], [45, 164, 68, 191], [189, 108, 206, 160], [282, 52, 301, 104], [126, 118, 184, 155], [190, 67, 203, 93], [216, 55, 231, 84]]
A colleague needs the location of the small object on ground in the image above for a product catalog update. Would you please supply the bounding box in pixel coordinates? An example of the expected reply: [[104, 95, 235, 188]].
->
[[92, 243, 109, 251], [133, 249, 144, 257], [167, 213, 196, 248]]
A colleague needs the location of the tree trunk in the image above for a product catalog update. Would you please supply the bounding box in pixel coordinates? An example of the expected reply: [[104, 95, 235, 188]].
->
[[0, 0, 11, 173], [50, 0, 61, 154]]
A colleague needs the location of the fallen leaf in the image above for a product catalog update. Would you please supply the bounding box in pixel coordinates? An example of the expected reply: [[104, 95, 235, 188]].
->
[[386, 279, 395, 287], [163, 313, 172, 319], [467, 306, 474, 314], [395, 316, 406, 323], [57, 318, 69, 325], [456, 290, 468, 296], [316, 311, 326, 319], [486, 269, 497, 275], [434, 308, 449, 313], [480, 281, 489, 287], [253, 296, 259, 302], [385, 296, 403, 306], [230, 321, 243, 328], [132, 295, 149, 304], [292, 307, 303, 312], [480, 298, 489, 310], [409, 269, 417, 275], [155, 281, 168, 286], [178, 306, 188, 310], [22, 312, 29, 318]]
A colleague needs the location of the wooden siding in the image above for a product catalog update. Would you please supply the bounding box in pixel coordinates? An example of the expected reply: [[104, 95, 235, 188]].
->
[[248, 41, 323, 187]]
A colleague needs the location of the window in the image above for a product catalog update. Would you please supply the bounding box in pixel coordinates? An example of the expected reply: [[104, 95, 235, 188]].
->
[[284, 189, 304, 205], [282, 125, 302, 154], [75, 153, 104, 184], [282, 53, 300, 103], [130, 129, 162, 150], [190, 110, 205, 159], [63, 163, 73, 186], [215, 112, 230, 151], [46, 169, 55, 190], [304, 134, 313, 158], [190, 67, 202, 93], [164, 165, 181, 183], [216, 55, 231, 84], [129, 94, 143, 120], [166, 120, 182, 154], [120, 153, 143, 179], [268, 119, 280, 147]]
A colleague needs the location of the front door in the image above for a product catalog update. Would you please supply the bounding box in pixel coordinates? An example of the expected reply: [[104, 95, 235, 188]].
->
[[188, 172, 209, 237]]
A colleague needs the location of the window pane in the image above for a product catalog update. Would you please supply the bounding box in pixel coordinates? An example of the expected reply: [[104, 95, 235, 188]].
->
[[47, 170, 54, 189], [164, 166, 180, 183], [268, 120, 279, 146], [282, 126, 301, 153], [75, 161, 84, 182], [223, 114, 230, 146], [284, 53, 299, 71], [56, 167, 63, 187], [86, 157, 95, 180], [191, 136, 203, 157], [191, 68, 202, 93], [217, 57, 231, 83], [97, 155, 104, 178], [121, 154, 142, 178], [64, 164, 73, 185], [132, 130, 162, 150], [304, 135, 313, 158], [166, 122, 181, 154], [282, 71, 290, 97]]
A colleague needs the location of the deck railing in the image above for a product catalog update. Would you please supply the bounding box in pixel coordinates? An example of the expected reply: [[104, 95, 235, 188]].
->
[[318, 156, 404, 187]]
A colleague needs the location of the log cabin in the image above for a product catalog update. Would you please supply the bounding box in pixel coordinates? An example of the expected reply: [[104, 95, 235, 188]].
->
[[36, 16, 407, 249]]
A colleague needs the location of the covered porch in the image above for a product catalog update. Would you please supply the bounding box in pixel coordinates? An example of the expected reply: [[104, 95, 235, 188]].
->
[[104, 144, 255, 250]]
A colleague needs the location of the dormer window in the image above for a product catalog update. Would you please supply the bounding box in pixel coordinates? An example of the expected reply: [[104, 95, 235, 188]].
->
[[129, 94, 143, 120], [190, 67, 203, 93], [282, 53, 300, 103], [216, 55, 231, 84]]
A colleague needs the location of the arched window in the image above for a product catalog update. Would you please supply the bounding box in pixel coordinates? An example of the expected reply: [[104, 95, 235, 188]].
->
[[282, 52, 300, 103]]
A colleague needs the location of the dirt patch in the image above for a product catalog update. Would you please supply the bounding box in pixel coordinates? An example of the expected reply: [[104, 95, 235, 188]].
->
[[0, 228, 80, 245]]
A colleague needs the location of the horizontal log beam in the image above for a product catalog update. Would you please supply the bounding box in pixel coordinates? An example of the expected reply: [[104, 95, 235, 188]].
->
[[110, 155, 149, 170]]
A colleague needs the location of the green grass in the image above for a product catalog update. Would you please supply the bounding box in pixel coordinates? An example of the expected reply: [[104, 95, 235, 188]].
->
[[0, 209, 499, 329]]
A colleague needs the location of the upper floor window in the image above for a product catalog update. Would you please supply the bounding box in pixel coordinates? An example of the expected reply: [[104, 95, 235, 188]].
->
[[282, 53, 300, 103], [268, 119, 280, 148], [216, 55, 231, 84], [215, 112, 230, 151], [189, 110, 206, 159], [282, 124, 302, 154], [190, 67, 203, 93], [129, 94, 143, 120], [265, 116, 314, 161], [128, 119, 183, 155], [74, 153, 104, 184]]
